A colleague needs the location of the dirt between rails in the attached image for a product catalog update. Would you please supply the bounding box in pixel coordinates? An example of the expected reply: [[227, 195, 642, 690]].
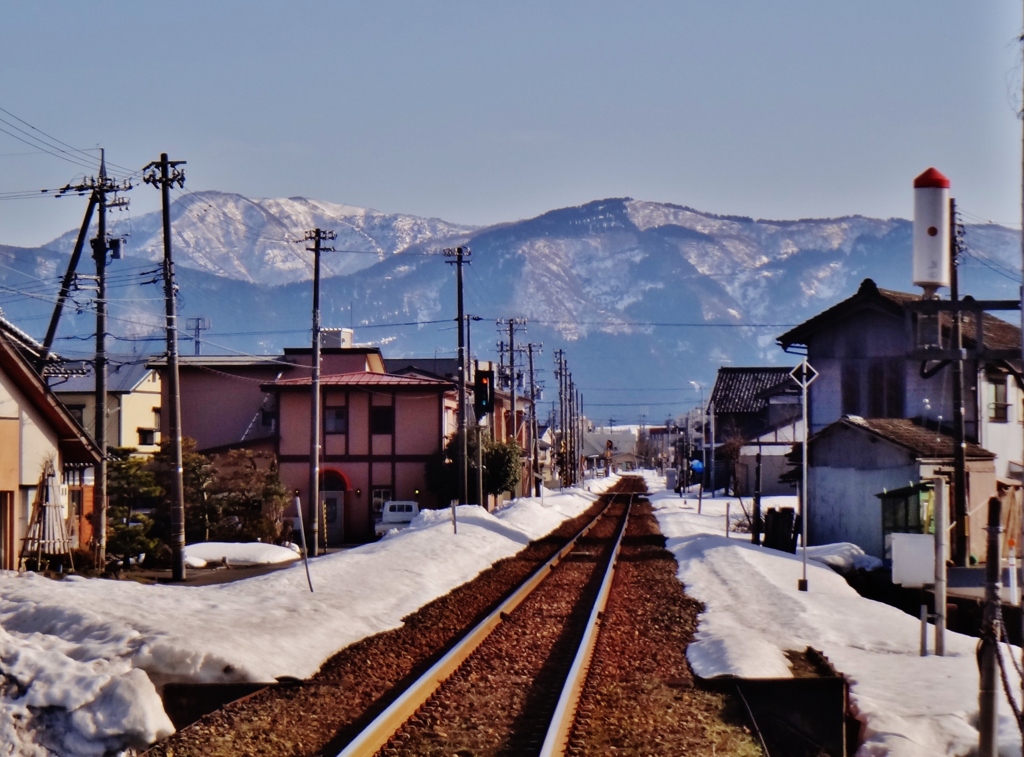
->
[[567, 499, 763, 756], [144, 485, 620, 757], [375, 500, 629, 756]]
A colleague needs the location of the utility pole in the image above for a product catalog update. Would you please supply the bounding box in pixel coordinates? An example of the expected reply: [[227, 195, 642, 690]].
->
[[498, 318, 527, 446], [445, 247, 471, 505], [303, 229, 336, 556], [186, 317, 211, 356], [949, 200, 969, 567], [38, 154, 131, 565], [90, 151, 130, 567], [93, 153, 109, 568], [143, 153, 187, 582], [527, 343, 542, 496]]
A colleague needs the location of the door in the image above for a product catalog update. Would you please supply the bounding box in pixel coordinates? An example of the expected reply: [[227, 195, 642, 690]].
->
[[321, 491, 345, 546]]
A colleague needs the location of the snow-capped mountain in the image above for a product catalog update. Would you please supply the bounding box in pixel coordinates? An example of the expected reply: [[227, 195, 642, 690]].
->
[[4, 193, 1020, 418], [43, 192, 477, 285]]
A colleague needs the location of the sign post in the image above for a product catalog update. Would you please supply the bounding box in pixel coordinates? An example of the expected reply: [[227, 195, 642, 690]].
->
[[790, 360, 818, 591]]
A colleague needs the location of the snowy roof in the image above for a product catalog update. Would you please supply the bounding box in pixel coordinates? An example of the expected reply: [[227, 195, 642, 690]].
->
[[264, 372, 453, 390], [777, 277, 1021, 355], [708, 366, 798, 414], [823, 415, 995, 460]]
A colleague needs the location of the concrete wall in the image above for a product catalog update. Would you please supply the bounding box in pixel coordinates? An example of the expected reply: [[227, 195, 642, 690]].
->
[[809, 465, 915, 558], [174, 365, 281, 451]]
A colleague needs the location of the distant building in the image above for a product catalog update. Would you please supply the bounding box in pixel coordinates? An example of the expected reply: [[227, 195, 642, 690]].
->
[[707, 366, 801, 496], [150, 346, 459, 543], [50, 360, 162, 455]]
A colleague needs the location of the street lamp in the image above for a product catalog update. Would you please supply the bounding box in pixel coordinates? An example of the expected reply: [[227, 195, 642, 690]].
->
[[689, 381, 706, 500]]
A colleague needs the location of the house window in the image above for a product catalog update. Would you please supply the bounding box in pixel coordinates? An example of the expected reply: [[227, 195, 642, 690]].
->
[[370, 405, 394, 435], [841, 364, 860, 416], [138, 428, 156, 446], [372, 488, 392, 518], [261, 409, 277, 428], [989, 374, 1009, 423], [66, 405, 85, 425], [325, 406, 348, 434]]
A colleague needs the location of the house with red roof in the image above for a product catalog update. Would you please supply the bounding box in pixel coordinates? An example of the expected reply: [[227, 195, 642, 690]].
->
[[151, 344, 458, 544]]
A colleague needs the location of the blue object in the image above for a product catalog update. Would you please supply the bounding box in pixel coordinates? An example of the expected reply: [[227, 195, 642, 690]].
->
[[690, 460, 704, 474]]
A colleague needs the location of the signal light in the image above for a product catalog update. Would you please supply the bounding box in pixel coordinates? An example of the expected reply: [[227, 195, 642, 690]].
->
[[474, 370, 494, 416]]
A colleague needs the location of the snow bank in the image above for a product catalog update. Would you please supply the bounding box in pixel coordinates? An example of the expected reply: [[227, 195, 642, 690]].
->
[[183, 541, 300, 567], [644, 472, 1022, 757], [0, 476, 615, 756]]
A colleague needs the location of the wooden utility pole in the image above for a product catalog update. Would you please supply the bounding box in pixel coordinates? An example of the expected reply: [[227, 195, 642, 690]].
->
[[143, 153, 187, 581], [445, 247, 471, 505], [304, 229, 336, 556]]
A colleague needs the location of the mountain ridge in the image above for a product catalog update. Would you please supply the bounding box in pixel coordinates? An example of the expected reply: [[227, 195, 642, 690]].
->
[[2, 192, 1019, 419]]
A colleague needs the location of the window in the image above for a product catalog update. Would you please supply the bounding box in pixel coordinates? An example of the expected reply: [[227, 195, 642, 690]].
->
[[989, 374, 1009, 423], [66, 405, 85, 425], [325, 406, 348, 434], [370, 405, 394, 435], [372, 489, 392, 517], [138, 428, 156, 446], [261, 409, 277, 428]]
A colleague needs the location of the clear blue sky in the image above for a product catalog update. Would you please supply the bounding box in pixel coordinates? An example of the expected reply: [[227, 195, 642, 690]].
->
[[1, 1, 1022, 247]]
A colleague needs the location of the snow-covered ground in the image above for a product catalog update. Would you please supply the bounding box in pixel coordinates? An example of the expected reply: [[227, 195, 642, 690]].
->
[[0, 479, 617, 756], [646, 473, 1023, 757], [2, 470, 1021, 756], [182, 541, 300, 568]]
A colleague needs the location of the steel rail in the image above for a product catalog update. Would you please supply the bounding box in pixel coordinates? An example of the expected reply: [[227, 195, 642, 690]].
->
[[539, 490, 633, 757], [336, 482, 634, 757]]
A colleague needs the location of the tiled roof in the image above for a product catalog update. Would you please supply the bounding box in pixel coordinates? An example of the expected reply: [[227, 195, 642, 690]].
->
[[709, 366, 797, 414], [832, 416, 994, 460], [50, 358, 155, 394], [777, 278, 1021, 354], [265, 372, 454, 389]]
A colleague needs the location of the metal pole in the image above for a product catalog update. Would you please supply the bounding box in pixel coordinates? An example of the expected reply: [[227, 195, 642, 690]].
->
[[293, 492, 314, 593], [950, 198, 969, 567], [308, 231, 322, 557], [508, 320, 516, 446], [528, 344, 541, 496], [456, 249, 468, 505], [709, 399, 715, 495], [799, 364, 810, 592], [933, 477, 948, 656], [977, 497, 1002, 757], [753, 450, 762, 545]]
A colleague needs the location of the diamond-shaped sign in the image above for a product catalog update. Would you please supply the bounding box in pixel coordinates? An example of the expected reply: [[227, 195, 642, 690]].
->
[[790, 360, 818, 388]]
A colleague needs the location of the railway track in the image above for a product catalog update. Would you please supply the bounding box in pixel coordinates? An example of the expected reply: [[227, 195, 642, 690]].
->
[[147, 476, 762, 757], [342, 477, 644, 757]]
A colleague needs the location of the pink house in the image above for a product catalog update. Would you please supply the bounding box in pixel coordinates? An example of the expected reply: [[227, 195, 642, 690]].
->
[[151, 346, 456, 544]]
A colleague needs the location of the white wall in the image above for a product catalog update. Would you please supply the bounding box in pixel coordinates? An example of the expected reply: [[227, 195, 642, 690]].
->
[[809, 464, 916, 558]]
